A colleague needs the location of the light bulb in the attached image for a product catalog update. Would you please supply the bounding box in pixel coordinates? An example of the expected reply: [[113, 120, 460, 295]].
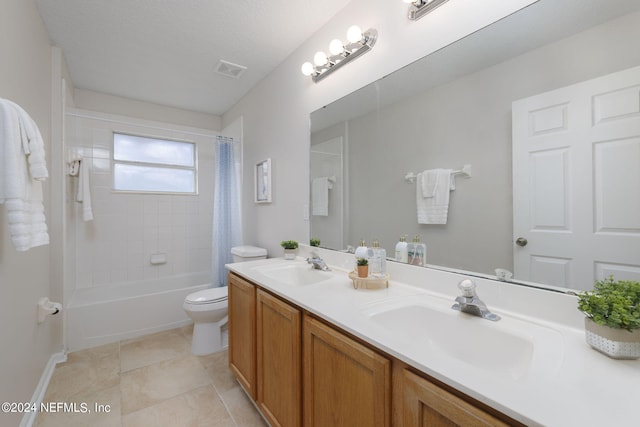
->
[[346, 25, 363, 44], [301, 62, 314, 76], [329, 39, 344, 56], [313, 51, 328, 66]]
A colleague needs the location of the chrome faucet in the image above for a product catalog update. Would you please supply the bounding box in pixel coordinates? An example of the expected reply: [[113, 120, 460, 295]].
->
[[451, 278, 500, 321], [306, 252, 330, 271]]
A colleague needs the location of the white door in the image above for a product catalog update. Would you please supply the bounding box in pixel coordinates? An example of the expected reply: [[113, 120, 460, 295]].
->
[[513, 66, 640, 290]]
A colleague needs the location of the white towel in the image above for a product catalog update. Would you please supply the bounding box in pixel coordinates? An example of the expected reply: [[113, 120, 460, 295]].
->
[[0, 98, 50, 251], [420, 170, 440, 198], [416, 169, 453, 224], [76, 158, 94, 221], [311, 177, 329, 216]]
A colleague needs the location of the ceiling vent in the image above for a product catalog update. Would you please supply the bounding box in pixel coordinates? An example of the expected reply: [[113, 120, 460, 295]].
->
[[214, 60, 247, 79]]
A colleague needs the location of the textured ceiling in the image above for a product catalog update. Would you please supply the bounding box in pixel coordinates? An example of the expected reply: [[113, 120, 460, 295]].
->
[[35, 0, 352, 116]]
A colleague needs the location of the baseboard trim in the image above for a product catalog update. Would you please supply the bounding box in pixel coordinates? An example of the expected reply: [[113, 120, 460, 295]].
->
[[20, 351, 67, 427]]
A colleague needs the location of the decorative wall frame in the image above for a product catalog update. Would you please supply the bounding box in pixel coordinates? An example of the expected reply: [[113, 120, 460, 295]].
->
[[255, 158, 272, 203]]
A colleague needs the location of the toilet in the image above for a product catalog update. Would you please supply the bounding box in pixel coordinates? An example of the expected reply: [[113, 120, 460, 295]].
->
[[183, 245, 267, 355]]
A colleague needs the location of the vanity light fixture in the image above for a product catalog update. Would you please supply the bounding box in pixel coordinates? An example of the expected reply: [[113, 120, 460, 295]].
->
[[403, 0, 449, 21], [301, 25, 377, 83]]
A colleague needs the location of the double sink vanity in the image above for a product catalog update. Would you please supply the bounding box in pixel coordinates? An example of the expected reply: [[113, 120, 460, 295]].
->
[[226, 245, 638, 426]]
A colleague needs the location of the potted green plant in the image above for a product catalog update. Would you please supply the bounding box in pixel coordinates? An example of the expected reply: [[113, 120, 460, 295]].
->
[[577, 276, 640, 359], [310, 238, 321, 247], [280, 240, 299, 260], [356, 257, 369, 278]]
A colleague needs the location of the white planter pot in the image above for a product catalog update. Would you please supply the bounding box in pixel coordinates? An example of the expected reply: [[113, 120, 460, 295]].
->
[[584, 317, 640, 359], [283, 248, 297, 260]]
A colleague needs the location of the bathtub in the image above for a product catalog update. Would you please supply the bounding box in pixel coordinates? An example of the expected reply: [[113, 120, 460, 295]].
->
[[66, 273, 210, 351]]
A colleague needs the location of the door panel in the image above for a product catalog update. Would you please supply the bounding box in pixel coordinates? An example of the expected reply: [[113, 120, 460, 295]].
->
[[303, 315, 391, 427], [228, 273, 257, 399], [256, 289, 301, 427], [594, 137, 640, 233], [402, 369, 510, 427], [529, 148, 570, 230], [513, 65, 640, 289]]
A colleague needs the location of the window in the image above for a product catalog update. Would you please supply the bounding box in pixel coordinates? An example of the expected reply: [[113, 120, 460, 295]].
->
[[113, 133, 196, 193]]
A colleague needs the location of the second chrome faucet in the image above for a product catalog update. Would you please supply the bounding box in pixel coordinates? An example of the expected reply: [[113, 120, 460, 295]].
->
[[452, 278, 500, 321]]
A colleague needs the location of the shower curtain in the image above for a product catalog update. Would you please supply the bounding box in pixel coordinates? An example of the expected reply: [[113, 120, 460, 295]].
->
[[211, 136, 242, 287]]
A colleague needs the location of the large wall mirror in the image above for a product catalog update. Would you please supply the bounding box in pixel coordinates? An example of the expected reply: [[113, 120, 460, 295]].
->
[[310, 0, 640, 292]]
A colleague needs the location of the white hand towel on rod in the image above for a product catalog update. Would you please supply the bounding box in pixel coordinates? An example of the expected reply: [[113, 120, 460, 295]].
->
[[416, 169, 452, 224], [76, 158, 94, 221], [311, 177, 329, 216], [420, 170, 440, 198]]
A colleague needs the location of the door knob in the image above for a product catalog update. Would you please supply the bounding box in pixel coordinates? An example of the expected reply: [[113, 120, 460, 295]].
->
[[515, 237, 528, 247]]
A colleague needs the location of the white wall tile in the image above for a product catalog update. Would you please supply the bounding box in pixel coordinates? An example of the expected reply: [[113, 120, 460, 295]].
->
[[92, 270, 111, 286], [143, 265, 159, 280], [69, 112, 216, 287], [127, 268, 145, 282]]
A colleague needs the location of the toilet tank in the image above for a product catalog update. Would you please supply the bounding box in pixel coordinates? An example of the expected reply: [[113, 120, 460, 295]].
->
[[231, 245, 267, 263]]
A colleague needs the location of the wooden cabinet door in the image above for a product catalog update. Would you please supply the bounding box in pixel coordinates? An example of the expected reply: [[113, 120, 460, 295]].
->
[[256, 289, 301, 427], [303, 315, 391, 427], [228, 273, 257, 399], [402, 369, 510, 427]]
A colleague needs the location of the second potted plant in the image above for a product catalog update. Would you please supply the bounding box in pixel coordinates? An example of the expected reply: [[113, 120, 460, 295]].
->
[[356, 257, 369, 278], [577, 276, 640, 359], [280, 240, 299, 260]]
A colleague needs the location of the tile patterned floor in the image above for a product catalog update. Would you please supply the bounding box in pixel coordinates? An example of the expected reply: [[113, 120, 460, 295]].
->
[[36, 326, 267, 427]]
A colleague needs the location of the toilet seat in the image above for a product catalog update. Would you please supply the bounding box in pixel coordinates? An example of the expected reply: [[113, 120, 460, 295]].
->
[[185, 287, 228, 305]]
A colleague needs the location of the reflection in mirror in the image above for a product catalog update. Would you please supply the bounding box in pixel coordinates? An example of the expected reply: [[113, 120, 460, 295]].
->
[[310, 136, 345, 250], [310, 0, 640, 291]]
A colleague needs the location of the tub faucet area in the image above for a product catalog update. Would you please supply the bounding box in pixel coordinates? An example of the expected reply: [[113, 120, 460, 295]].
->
[[452, 278, 500, 321], [307, 252, 330, 271]]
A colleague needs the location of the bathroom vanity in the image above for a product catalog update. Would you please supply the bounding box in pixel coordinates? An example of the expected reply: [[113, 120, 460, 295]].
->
[[226, 247, 639, 427]]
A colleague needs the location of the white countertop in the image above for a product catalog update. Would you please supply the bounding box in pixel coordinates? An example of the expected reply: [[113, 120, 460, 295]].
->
[[226, 246, 640, 427]]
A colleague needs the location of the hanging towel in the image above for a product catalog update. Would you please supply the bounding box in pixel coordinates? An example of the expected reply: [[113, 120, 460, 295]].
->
[[76, 158, 94, 221], [311, 177, 329, 216], [420, 170, 440, 198], [416, 169, 453, 224], [0, 98, 50, 250]]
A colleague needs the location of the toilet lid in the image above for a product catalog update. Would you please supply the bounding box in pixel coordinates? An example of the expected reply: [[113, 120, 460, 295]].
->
[[186, 287, 228, 304], [231, 245, 267, 257]]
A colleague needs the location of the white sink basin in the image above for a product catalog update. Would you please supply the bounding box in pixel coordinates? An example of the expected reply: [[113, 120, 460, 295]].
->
[[253, 262, 334, 286], [363, 297, 563, 380]]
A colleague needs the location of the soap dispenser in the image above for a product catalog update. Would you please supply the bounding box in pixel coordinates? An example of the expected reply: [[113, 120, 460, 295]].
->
[[368, 240, 387, 278], [408, 235, 426, 266], [395, 235, 408, 263], [354, 239, 370, 269]]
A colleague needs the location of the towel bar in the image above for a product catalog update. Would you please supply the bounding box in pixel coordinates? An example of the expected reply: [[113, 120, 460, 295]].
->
[[404, 164, 471, 184]]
